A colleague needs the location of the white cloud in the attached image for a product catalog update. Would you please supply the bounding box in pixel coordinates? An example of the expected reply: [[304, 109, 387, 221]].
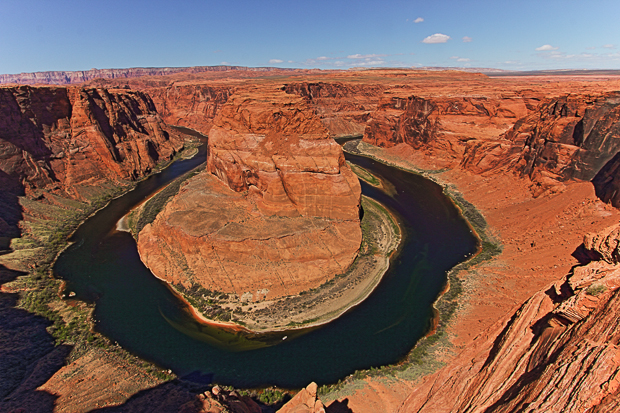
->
[[462, 36, 472, 43], [347, 53, 385, 59], [269, 59, 283, 64], [414, 17, 424, 23], [346, 54, 386, 66], [220, 61, 229, 65], [422, 33, 450, 44], [302, 53, 394, 68], [450, 56, 470, 62], [352, 60, 385, 67], [603, 44, 616, 49], [535, 44, 559, 51], [536, 50, 620, 64]]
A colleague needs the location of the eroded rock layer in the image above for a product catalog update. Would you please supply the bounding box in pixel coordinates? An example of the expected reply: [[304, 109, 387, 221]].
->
[[461, 92, 620, 196], [0, 65, 295, 86], [362, 91, 538, 168], [147, 84, 232, 135], [0, 85, 183, 243], [138, 87, 362, 299], [283, 82, 385, 138]]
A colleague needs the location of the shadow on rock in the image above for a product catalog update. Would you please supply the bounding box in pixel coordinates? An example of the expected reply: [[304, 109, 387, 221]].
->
[[90, 380, 201, 413], [327, 398, 353, 413], [0, 170, 24, 253], [0, 264, 71, 413], [571, 243, 602, 266]]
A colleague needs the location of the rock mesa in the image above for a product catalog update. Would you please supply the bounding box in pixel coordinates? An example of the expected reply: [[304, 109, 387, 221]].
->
[[137, 88, 362, 300]]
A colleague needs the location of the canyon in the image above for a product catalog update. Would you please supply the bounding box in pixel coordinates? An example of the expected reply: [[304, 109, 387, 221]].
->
[[2, 67, 620, 412]]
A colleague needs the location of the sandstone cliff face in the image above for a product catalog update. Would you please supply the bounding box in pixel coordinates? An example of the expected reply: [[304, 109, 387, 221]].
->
[[0, 85, 184, 243], [284, 82, 385, 138], [138, 87, 362, 300], [363, 92, 535, 168], [461, 92, 620, 197], [207, 89, 361, 220], [147, 84, 231, 135], [400, 224, 620, 412]]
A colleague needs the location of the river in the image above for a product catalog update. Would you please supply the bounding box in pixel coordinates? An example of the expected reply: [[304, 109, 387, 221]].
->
[[54, 138, 478, 388]]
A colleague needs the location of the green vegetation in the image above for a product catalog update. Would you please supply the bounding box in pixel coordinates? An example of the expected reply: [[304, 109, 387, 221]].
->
[[258, 388, 287, 405], [348, 161, 382, 187], [173, 282, 238, 322], [586, 283, 607, 296]]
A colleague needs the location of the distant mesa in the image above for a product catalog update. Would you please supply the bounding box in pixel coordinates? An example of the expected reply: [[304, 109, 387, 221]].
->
[[0, 65, 299, 86]]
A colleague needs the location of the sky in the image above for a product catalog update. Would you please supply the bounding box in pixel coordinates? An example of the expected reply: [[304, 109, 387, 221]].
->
[[1, 0, 619, 74]]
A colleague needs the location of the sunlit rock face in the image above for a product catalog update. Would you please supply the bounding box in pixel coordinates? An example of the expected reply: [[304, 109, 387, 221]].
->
[[363, 91, 534, 168], [460, 92, 620, 196], [138, 87, 362, 300]]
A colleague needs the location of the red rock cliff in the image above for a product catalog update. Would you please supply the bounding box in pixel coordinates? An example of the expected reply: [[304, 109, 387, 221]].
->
[[363, 91, 536, 168], [283, 82, 385, 138], [461, 92, 620, 197], [146, 84, 232, 135], [0, 85, 184, 244], [137, 87, 362, 300]]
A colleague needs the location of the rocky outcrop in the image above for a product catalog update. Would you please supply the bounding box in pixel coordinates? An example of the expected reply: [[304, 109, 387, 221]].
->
[[583, 224, 620, 264], [592, 149, 620, 208], [207, 88, 361, 220], [277, 382, 326, 413], [0, 85, 184, 244], [137, 87, 362, 300], [399, 224, 620, 412], [461, 92, 620, 196], [180, 385, 262, 413]]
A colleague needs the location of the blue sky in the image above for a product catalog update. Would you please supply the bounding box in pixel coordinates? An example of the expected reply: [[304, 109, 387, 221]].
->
[[1, 0, 619, 74]]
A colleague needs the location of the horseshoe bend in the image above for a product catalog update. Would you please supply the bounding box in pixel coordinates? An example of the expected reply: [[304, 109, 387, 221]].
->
[[2, 67, 620, 412], [133, 88, 400, 332]]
